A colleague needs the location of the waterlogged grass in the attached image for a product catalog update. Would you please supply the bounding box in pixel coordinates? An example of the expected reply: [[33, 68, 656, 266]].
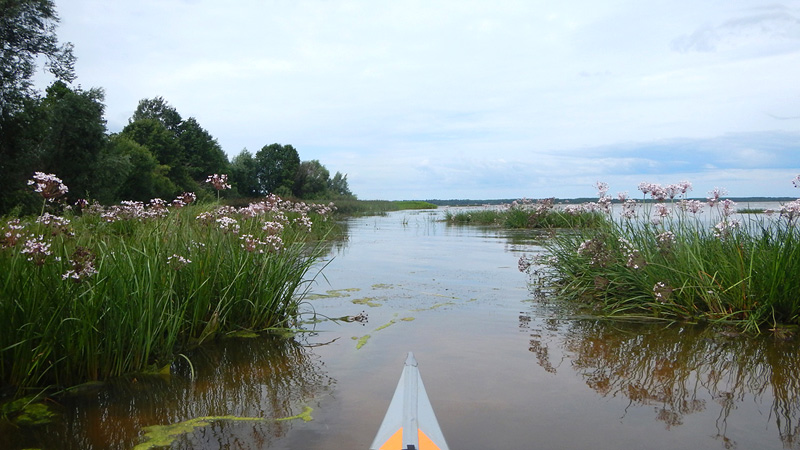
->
[[445, 198, 606, 229], [0, 196, 337, 392], [521, 181, 800, 332]]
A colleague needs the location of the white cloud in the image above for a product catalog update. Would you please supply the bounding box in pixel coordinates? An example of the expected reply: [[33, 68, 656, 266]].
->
[[33, 0, 800, 199]]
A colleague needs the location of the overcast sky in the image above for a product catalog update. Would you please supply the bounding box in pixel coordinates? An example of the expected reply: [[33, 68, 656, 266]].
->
[[43, 0, 800, 199]]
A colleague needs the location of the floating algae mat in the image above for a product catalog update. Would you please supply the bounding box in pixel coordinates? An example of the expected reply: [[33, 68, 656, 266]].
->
[[133, 407, 314, 450]]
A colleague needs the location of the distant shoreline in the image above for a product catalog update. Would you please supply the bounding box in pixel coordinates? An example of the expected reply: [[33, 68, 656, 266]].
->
[[423, 197, 797, 207]]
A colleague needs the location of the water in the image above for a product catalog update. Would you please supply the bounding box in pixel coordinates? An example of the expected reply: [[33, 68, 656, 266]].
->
[[2, 208, 798, 449]]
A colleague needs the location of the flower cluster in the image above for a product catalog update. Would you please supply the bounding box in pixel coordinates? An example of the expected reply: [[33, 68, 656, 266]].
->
[[638, 181, 692, 201], [677, 199, 704, 214], [36, 213, 74, 237], [172, 192, 197, 208], [240, 234, 283, 253], [2, 219, 25, 247], [779, 199, 800, 223], [216, 216, 240, 234], [205, 173, 231, 191], [102, 200, 169, 222], [713, 219, 740, 240], [618, 237, 644, 269], [577, 238, 611, 267], [653, 281, 672, 303], [656, 231, 676, 253], [706, 187, 727, 207], [167, 254, 191, 270], [62, 247, 98, 282], [20, 235, 55, 266], [28, 172, 68, 201], [620, 199, 638, 219]]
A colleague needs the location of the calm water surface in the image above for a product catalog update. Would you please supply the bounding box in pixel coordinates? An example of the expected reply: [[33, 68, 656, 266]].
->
[[2, 208, 798, 449]]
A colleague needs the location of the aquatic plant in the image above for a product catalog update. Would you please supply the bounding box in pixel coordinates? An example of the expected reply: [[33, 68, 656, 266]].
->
[[445, 198, 606, 229], [0, 174, 337, 391], [521, 176, 800, 332]]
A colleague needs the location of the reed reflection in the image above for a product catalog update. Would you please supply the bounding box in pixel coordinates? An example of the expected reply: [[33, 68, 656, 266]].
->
[[9, 335, 332, 450], [522, 312, 800, 448]]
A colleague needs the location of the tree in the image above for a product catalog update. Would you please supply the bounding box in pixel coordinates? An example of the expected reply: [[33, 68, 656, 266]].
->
[[255, 143, 300, 196], [130, 96, 182, 133], [110, 135, 176, 201], [294, 160, 330, 199], [0, 0, 75, 116], [178, 117, 229, 181], [39, 81, 107, 200], [121, 118, 192, 194], [230, 149, 259, 197], [329, 171, 355, 198]]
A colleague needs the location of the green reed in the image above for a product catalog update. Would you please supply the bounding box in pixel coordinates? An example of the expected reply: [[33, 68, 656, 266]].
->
[[445, 199, 605, 229], [527, 200, 800, 332], [0, 201, 333, 391]]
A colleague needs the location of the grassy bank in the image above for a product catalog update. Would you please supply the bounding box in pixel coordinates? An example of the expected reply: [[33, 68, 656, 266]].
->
[[445, 198, 606, 229], [329, 199, 437, 216], [520, 181, 800, 332], [1, 188, 336, 392]]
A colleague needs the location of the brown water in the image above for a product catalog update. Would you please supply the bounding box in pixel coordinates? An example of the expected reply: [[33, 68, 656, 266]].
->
[[2, 208, 799, 449]]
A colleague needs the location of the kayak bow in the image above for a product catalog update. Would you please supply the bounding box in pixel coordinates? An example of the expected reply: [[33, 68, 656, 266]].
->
[[369, 352, 449, 450]]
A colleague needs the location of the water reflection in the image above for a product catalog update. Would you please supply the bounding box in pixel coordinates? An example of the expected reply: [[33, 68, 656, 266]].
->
[[522, 311, 800, 448], [1, 335, 333, 450]]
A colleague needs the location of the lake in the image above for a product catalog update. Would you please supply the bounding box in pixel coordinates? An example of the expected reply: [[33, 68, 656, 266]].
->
[[2, 207, 798, 449]]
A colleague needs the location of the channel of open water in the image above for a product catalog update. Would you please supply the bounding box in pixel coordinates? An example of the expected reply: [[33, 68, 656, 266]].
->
[[2, 207, 799, 449]]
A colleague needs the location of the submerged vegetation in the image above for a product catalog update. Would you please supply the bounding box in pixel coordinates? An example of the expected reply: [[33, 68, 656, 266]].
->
[[520, 178, 800, 332], [0, 173, 336, 393]]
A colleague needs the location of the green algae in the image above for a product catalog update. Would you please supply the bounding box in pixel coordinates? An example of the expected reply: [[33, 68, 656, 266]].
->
[[227, 330, 260, 338], [352, 297, 384, 307], [354, 334, 371, 349], [412, 302, 455, 312], [374, 320, 396, 331], [276, 405, 314, 422], [400, 317, 415, 321], [371, 283, 394, 289], [307, 288, 361, 300], [13, 402, 58, 426], [133, 407, 314, 450]]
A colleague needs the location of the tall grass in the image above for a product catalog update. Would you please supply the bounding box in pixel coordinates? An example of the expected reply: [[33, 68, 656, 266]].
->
[[521, 182, 800, 332], [0, 195, 336, 392], [445, 198, 606, 229]]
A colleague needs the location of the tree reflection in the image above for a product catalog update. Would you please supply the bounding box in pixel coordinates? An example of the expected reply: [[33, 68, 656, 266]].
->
[[523, 313, 800, 448], [7, 335, 333, 450]]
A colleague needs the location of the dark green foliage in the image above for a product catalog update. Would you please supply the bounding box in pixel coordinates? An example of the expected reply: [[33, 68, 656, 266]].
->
[[294, 160, 330, 199], [255, 143, 300, 195], [109, 135, 176, 201], [329, 171, 354, 198], [178, 117, 230, 182], [39, 81, 107, 200], [130, 96, 182, 132], [0, 0, 75, 115], [230, 149, 260, 197]]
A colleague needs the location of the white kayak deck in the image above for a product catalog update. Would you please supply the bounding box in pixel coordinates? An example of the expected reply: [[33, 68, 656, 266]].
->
[[369, 352, 449, 450]]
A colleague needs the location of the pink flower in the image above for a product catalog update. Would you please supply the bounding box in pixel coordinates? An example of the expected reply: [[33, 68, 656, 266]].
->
[[205, 174, 231, 190], [28, 172, 68, 202]]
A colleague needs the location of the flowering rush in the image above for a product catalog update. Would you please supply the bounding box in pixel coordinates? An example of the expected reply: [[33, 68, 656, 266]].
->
[[28, 172, 68, 201], [206, 173, 231, 191]]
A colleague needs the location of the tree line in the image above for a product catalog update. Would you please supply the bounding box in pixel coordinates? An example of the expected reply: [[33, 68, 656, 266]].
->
[[0, 0, 353, 216]]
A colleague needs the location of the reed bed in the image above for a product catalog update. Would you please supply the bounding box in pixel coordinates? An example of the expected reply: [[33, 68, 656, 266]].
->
[[520, 180, 800, 332], [1, 174, 336, 391], [445, 198, 606, 229]]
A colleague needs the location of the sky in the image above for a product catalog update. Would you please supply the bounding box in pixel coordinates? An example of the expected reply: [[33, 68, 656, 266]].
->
[[39, 0, 800, 200]]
